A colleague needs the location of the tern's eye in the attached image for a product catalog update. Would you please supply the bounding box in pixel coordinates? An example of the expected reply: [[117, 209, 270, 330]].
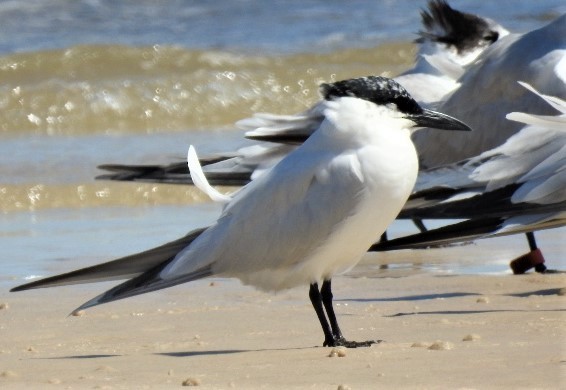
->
[[391, 97, 422, 116], [483, 31, 499, 43]]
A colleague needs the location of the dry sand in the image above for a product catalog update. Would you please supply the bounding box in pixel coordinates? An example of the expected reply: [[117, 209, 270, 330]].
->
[[1, 249, 565, 389]]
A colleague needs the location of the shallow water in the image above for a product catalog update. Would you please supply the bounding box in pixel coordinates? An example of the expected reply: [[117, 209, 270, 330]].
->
[[1, 1, 564, 283], [2, 205, 564, 286], [2, 0, 563, 55]]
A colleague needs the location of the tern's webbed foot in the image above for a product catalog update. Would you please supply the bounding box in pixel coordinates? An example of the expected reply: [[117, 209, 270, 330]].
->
[[539, 268, 564, 274], [323, 336, 382, 348]]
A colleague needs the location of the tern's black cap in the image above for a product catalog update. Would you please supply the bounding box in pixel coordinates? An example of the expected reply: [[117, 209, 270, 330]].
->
[[418, 0, 500, 53], [321, 75, 472, 132], [320, 76, 423, 116]]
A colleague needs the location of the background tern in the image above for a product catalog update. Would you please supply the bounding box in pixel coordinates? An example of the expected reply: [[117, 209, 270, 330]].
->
[[395, 0, 509, 105], [12, 76, 471, 348], [414, 13, 565, 168], [372, 83, 566, 274]]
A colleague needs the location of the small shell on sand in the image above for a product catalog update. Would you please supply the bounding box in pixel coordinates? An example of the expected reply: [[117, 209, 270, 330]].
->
[[0, 303, 9, 310], [1, 370, 18, 378], [428, 341, 454, 351], [48, 378, 62, 384], [72, 310, 85, 317], [182, 377, 201, 386], [462, 334, 481, 342], [337, 385, 352, 390], [411, 342, 429, 348], [26, 346, 38, 353], [476, 297, 490, 304], [328, 347, 347, 357], [95, 365, 117, 372]]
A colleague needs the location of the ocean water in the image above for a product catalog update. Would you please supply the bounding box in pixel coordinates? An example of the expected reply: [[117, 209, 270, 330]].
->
[[1, 0, 564, 285]]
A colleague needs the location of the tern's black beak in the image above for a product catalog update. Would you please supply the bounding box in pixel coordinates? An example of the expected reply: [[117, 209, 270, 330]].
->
[[409, 108, 472, 131]]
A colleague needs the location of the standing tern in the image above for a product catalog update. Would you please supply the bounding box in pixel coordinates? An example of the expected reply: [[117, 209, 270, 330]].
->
[[12, 76, 471, 348], [414, 13, 565, 168], [372, 83, 566, 273]]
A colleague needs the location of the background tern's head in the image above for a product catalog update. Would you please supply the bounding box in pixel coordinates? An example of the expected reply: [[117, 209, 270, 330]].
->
[[321, 76, 472, 132], [417, 0, 509, 64]]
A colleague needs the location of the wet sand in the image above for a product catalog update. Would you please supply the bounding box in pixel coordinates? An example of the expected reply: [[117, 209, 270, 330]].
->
[[1, 248, 564, 389]]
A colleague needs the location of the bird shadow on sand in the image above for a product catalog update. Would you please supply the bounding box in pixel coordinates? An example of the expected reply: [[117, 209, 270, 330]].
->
[[31, 354, 122, 360], [156, 350, 246, 358], [339, 287, 565, 304], [156, 345, 317, 358], [387, 308, 566, 317], [28, 348, 314, 360], [338, 292, 481, 302], [506, 288, 564, 297]]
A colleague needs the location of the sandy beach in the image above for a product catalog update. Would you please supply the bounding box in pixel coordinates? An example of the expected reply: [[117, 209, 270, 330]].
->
[[1, 246, 564, 389]]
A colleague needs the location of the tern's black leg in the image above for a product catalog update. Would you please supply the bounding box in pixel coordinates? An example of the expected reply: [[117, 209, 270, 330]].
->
[[510, 231, 552, 274], [309, 283, 334, 346], [310, 280, 380, 348], [526, 231, 537, 251], [380, 219, 426, 244], [526, 232, 548, 273], [320, 280, 343, 341], [412, 218, 427, 233]]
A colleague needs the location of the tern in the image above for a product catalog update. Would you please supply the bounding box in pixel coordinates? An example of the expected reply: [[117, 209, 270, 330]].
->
[[372, 82, 566, 273], [414, 13, 565, 167], [12, 76, 471, 347]]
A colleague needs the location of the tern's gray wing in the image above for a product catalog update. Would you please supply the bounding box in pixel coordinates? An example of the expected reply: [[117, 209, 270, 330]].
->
[[96, 144, 298, 186], [96, 152, 253, 186], [151, 146, 368, 282], [403, 111, 566, 220], [10, 228, 206, 291], [238, 102, 325, 144], [371, 212, 565, 251], [97, 161, 192, 183], [70, 143, 368, 311]]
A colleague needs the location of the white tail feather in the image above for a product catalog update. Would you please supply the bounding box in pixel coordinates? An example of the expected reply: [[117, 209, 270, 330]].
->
[[187, 146, 232, 203]]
